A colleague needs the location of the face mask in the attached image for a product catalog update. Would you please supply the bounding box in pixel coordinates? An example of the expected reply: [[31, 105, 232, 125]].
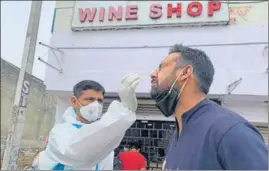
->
[[152, 70, 188, 117], [75, 99, 103, 122]]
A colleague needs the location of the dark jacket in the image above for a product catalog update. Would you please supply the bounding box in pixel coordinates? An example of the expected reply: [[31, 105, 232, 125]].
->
[[164, 99, 268, 170]]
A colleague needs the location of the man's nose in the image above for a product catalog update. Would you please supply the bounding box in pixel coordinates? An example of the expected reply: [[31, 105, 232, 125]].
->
[[150, 69, 158, 78]]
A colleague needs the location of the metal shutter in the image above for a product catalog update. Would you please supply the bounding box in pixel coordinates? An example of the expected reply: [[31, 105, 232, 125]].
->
[[257, 126, 268, 145]]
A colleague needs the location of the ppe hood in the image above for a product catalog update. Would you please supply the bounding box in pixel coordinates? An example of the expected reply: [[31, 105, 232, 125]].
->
[[61, 107, 82, 125]]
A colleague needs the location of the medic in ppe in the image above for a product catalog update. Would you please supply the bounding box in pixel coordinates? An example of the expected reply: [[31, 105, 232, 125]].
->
[[33, 73, 140, 170], [150, 44, 268, 170]]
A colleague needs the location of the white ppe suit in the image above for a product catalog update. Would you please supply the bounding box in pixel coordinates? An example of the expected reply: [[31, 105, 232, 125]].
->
[[33, 73, 140, 170]]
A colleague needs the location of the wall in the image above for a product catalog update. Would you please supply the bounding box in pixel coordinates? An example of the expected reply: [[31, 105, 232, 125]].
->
[[1, 58, 57, 168], [1, 58, 56, 150], [44, 1, 268, 98]]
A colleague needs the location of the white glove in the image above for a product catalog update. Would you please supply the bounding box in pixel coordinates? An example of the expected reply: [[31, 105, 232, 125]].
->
[[118, 73, 140, 112]]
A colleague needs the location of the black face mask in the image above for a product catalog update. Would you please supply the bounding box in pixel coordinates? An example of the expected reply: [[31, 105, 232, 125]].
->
[[151, 69, 189, 117], [153, 88, 179, 117]]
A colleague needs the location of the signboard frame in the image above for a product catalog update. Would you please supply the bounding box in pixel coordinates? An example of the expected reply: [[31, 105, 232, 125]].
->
[[71, 1, 230, 32]]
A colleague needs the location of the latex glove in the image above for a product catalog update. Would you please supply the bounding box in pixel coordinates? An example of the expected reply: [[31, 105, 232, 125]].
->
[[118, 73, 140, 112]]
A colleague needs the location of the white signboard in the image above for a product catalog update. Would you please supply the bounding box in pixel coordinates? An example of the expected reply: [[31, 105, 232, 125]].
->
[[71, 1, 229, 31]]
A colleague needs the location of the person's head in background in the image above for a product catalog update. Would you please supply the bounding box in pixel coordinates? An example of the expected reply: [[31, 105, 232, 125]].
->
[[129, 142, 142, 152], [70, 80, 105, 124], [123, 145, 130, 152]]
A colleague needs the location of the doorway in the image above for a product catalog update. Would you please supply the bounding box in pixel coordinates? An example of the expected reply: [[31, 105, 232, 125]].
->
[[115, 120, 176, 170]]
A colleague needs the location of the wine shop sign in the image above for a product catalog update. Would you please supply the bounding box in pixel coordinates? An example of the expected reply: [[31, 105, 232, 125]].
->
[[71, 1, 229, 31]]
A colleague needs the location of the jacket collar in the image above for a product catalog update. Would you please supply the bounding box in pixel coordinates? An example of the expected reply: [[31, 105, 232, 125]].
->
[[182, 98, 212, 124], [62, 107, 84, 125]]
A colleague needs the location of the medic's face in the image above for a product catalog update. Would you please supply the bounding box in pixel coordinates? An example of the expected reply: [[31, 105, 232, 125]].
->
[[70, 89, 104, 115], [150, 53, 180, 99]]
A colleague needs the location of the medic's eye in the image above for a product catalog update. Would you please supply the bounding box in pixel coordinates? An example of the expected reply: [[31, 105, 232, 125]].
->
[[87, 97, 96, 102], [85, 97, 104, 104], [97, 98, 104, 104]]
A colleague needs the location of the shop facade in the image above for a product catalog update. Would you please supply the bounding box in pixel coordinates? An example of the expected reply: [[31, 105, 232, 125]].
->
[[42, 1, 268, 169]]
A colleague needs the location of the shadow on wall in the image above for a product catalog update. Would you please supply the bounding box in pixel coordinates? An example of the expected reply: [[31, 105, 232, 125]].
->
[[0, 58, 57, 141]]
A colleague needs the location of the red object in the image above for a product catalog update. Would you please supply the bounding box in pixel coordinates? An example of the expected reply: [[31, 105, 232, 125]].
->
[[108, 6, 123, 21], [208, 1, 222, 16], [167, 3, 182, 18], [187, 2, 203, 17], [119, 151, 146, 170], [79, 8, 97, 22], [150, 4, 162, 19], [126, 5, 138, 20], [99, 7, 105, 22]]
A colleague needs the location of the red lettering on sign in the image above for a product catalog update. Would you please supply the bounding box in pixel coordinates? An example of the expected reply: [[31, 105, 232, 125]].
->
[[149, 4, 162, 19], [187, 2, 202, 17], [78, 1, 225, 23], [79, 8, 97, 22], [126, 5, 138, 20], [99, 7, 105, 22], [208, 1, 221, 16], [167, 3, 182, 18], [108, 6, 123, 21]]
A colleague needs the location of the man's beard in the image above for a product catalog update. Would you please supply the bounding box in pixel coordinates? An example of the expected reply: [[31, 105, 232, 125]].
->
[[150, 85, 175, 100], [151, 72, 178, 100], [150, 80, 173, 100], [150, 82, 180, 100], [150, 87, 161, 99]]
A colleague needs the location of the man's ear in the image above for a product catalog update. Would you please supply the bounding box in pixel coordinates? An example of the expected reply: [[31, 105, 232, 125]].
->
[[70, 96, 77, 108], [177, 65, 193, 81]]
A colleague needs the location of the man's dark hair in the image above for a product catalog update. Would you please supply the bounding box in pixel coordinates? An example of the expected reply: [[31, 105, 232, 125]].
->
[[129, 141, 142, 150], [169, 44, 215, 94], [73, 80, 105, 98]]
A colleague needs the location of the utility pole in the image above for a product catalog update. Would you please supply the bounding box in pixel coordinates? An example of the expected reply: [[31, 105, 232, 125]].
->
[[1, 1, 42, 170]]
